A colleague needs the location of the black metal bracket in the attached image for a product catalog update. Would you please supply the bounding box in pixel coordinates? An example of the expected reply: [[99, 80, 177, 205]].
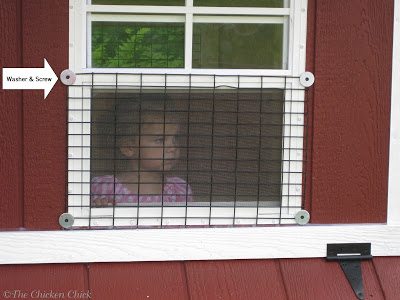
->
[[326, 243, 372, 300]]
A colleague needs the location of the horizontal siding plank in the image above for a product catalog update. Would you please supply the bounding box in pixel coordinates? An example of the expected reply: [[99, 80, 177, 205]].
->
[[279, 258, 384, 300], [21, 0, 68, 229], [0, 264, 87, 297], [88, 262, 189, 300], [373, 257, 400, 300], [0, 0, 23, 229], [185, 260, 287, 300]]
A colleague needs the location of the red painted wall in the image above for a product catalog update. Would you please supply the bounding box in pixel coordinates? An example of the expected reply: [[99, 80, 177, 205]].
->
[[0, 0, 397, 299], [0, 0, 23, 229], [1, 0, 68, 230], [308, 1, 393, 223]]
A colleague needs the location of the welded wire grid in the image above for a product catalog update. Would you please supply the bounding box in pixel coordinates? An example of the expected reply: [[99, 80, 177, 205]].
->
[[67, 73, 308, 228]]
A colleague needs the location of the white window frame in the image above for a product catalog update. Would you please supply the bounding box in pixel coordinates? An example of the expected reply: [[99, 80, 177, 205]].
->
[[71, 0, 305, 76], [1, 0, 400, 264]]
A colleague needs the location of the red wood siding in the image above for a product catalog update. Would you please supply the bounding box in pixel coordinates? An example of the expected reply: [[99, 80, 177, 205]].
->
[[373, 257, 400, 299], [280, 259, 384, 300], [1, 260, 398, 300], [21, 0, 69, 230], [0, 0, 23, 229], [185, 260, 287, 299], [309, 0, 393, 223], [0, 264, 87, 298], [0, 1, 398, 300], [88, 262, 189, 300]]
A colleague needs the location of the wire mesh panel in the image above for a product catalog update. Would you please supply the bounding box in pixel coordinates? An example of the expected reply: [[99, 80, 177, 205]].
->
[[67, 73, 308, 228]]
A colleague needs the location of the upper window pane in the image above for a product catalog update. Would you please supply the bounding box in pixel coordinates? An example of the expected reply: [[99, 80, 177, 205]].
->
[[92, 22, 185, 68], [193, 23, 284, 69], [194, 0, 284, 7], [92, 0, 185, 5]]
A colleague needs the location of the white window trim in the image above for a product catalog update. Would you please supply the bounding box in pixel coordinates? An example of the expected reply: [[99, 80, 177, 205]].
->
[[70, 0, 307, 76], [1, 225, 400, 264], [0, 0, 399, 264]]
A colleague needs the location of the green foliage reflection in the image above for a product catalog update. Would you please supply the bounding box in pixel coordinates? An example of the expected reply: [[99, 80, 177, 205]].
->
[[92, 22, 185, 68]]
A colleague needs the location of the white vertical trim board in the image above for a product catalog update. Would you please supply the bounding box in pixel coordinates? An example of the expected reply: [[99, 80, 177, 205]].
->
[[387, 0, 400, 225]]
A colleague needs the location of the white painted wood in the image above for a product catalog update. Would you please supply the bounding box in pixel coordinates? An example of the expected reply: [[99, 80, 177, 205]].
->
[[70, 0, 87, 71], [289, 0, 308, 77], [71, 72, 302, 88], [193, 15, 285, 24], [87, 12, 92, 68], [90, 14, 185, 23], [76, 68, 291, 77], [387, 0, 400, 225], [290, 0, 305, 76], [184, 11, 193, 70], [81, 2, 88, 70], [87, 5, 290, 16], [282, 0, 289, 69], [87, 5, 187, 14], [192, 7, 290, 16], [0, 225, 399, 264], [69, 0, 76, 70], [68, 202, 291, 227], [298, 0, 308, 75]]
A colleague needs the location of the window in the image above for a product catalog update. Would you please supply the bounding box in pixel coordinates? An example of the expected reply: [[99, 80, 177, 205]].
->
[[69, 0, 307, 75], [67, 0, 310, 228]]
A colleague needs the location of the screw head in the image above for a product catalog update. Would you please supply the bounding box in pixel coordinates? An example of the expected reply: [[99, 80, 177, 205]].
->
[[294, 210, 310, 225], [60, 69, 76, 86], [300, 72, 315, 87], [59, 213, 74, 228]]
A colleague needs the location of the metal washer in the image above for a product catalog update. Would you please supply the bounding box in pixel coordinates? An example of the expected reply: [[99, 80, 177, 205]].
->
[[299, 71, 315, 87], [59, 213, 74, 228], [294, 210, 310, 225], [60, 69, 76, 85]]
